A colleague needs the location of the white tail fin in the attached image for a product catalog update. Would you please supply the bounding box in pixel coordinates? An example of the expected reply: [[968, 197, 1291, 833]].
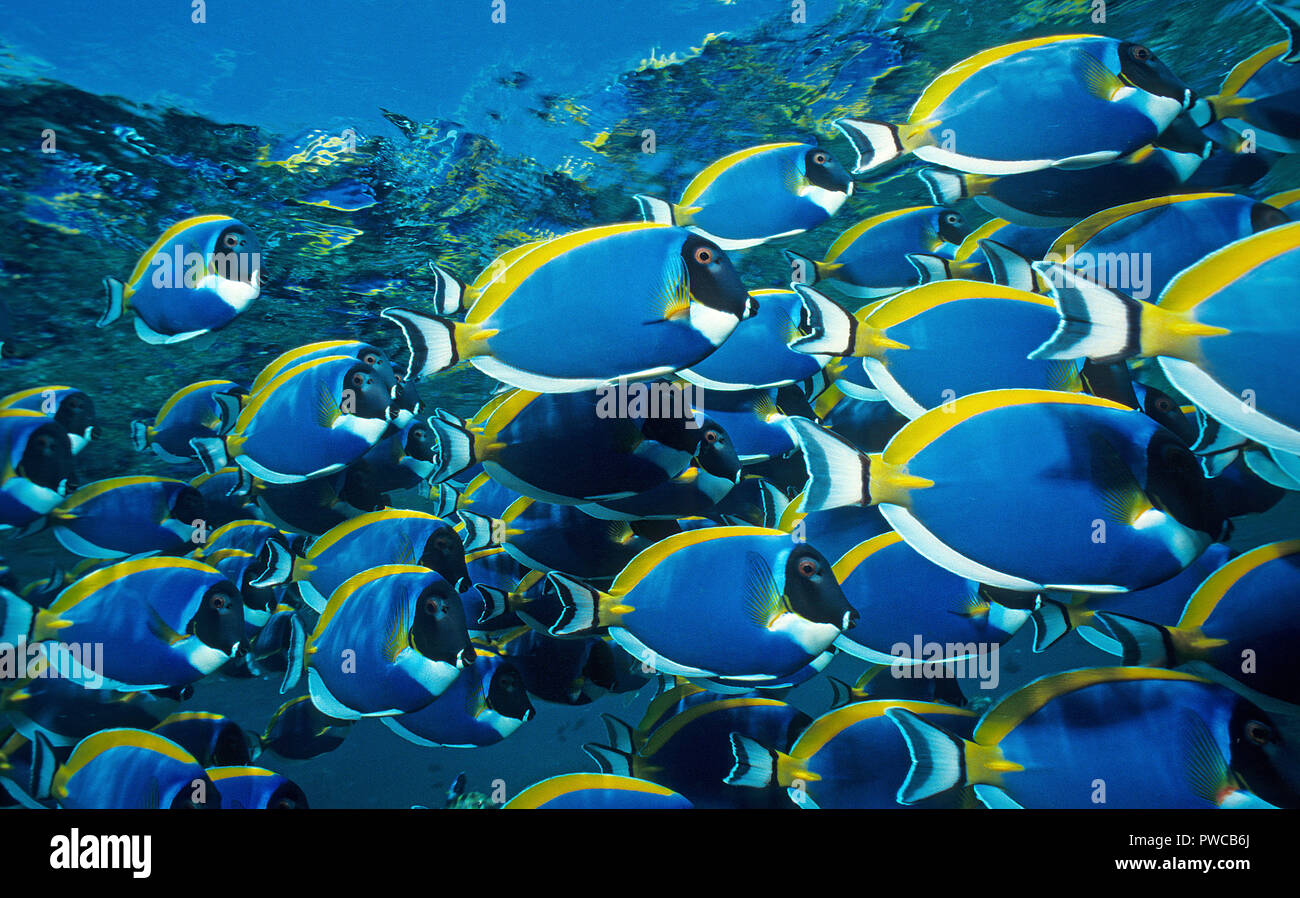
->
[[130, 420, 151, 452], [426, 411, 478, 483], [1029, 263, 1142, 363], [724, 733, 776, 787], [190, 437, 228, 474], [381, 308, 458, 380], [833, 118, 904, 174], [428, 266, 466, 316], [546, 572, 601, 636], [885, 707, 967, 804], [980, 240, 1037, 292], [1092, 612, 1172, 666], [634, 195, 676, 225], [918, 167, 967, 204], [789, 285, 858, 356], [780, 416, 870, 512], [98, 278, 125, 327], [906, 253, 952, 285]]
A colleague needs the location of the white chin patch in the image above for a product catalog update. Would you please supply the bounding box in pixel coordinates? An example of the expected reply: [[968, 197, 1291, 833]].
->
[[1132, 89, 1186, 130], [1132, 507, 1209, 566], [201, 274, 259, 311], [334, 414, 391, 444], [5, 478, 64, 515], [799, 184, 848, 216], [395, 649, 461, 700], [769, 612, 841, 657], [689, 301, 742, 346]]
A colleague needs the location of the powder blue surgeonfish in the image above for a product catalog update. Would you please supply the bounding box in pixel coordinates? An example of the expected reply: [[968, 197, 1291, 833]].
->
[[0, 410, 73, 532], [0, 556, 246, 691], [205, 766, 309, 809], [131, 380, 246, 464], [1201, 16, 1300, 153], [382, 651, 534, 748], [271, 509, 468, 612], [728, 699, 978, 809], [784, 390, 1224, 594], [191, 355, 396, 484], [836, 35, 1193, 175], [634, 143, 853, 250], [544, 527, 857, 690], [381, 223, 755, 393], [305, 565, 475, 719], [793, 282, 1084, 418], [1041, 192, 1290, 300], [784, 206, 967, 299], [1031, 222, 1300, 454], [887, 667, 1290, 808], [100, 215, 262, 344], [1093, 539, 1300, 709], [49, 476, 206, 558], [28, 728, 221, 809], [0, 387, 96, 455]]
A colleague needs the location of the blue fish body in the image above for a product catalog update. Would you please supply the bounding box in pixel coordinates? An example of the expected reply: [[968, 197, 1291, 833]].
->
[[305, 565, 472, 719], [681, 290, 827, 389], [52, 728, 218, 809]]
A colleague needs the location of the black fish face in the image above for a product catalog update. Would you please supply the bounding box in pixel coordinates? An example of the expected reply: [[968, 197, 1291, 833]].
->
[[1251, 201, 1290, 233], [1229, 701, 1300, 809], [211, 720, 253, 766], [192, 582, 245, 657], [936, 208, 967, 245], [53, 392, 95, 438], [210, 225, 261, 286], [169, 486, 207, 526], [681, 234, 751, 318], [803, 147, 852, 194], [1117, 42, 1192, 105], [485, 661, 534, 721], [695, 419, 741, 483], [264, 781, 310, 809], [410, 577, 475, 668], [17, 422, 74, 490], [1143, 428, 1228, 539], [1136, 385, 1196, 445], [404, 422, 437, 462], [391, 378, 423, 414], [784, 544, 856, 629], [420, 524, 470, 591], [343, 364, 393, 419]]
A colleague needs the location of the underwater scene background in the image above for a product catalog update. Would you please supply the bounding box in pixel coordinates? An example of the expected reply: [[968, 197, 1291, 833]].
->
[[2, 0, 1299, 809]]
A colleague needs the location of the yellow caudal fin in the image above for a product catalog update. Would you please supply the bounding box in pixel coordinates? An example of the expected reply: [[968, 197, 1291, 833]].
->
[[1029, 264, 1225, 364]]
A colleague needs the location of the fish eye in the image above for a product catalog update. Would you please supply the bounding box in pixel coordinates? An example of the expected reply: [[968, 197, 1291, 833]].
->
[[209, 593, 229, 610], [423, 597, 445, 616], [703, 429, 720, 444], [273, 798, 296, 809], [812, 151, 828, 165], [1130, 44, 1152, 61], [944, 213, 961, 224], [363, 353, 379, 366], [1155, 397, 1173, 412], [1246, 720, 1273, 745], [351, 373, 367, 387], [222, 232, 241, 248], [693, 246, 714, 265], [797, 558, 820, 578]]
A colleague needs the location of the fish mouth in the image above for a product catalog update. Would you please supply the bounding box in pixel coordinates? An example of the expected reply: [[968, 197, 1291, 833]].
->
[[841, 609, 859, 631], [456, 648, 477, 669]]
